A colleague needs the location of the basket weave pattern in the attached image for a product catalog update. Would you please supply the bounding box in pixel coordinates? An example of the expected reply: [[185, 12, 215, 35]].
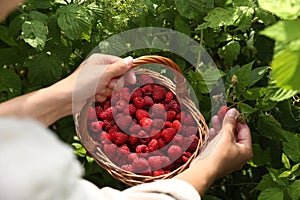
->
[[75, 55, 209, 186]]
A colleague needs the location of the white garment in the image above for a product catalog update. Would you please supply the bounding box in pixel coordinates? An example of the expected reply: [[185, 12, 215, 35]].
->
[[0, 117, 200, 200]]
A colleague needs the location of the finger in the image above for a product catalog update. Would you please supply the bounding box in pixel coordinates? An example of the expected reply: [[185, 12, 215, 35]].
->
[[108, 79, 118, 89], [97, 88, 113, 97], [208, 128, 217, 142], [125, 70, 136, 85], [211, 115, 222, 133], [95, 94, 107, 102], [222, 108, 239, 134], [104, 56, 133, 81], [236, 121, 252, 149]]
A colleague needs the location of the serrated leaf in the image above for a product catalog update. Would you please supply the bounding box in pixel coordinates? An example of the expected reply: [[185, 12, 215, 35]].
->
[[26, 53, 62, 86], [249, 66, 268, 87], [219, 40, 241, 66], [255, 8, 277, 25], [256, 174, 279, 191], [258, 188, 284, 200], [278, 101, 300, 128], [175, 0, 214, 20], [174, 15, 191, 36], [21, 20, 48, 50], [238, 103, 257, 114], [265, 84, 298, 102], [282, 131, 300, 163], [0, 69, 22, 99], [57, 4, 92, 41], [0, 25, 18, 46], [271, 48, 300, 91], [243, 87, 267, 100], [233, 6, 254, 32], [282, 153, 291, 169], [287, 180, 300, 200], [27, 0, 52, 9], [257, 114, 285, 141], [252, 144, 271, 167], [28, 11, 49, 24], [256, 97, 277, 111], [236, 61, 253, 90], [258, 0, 300, 20], [203, 7, 234, 28]]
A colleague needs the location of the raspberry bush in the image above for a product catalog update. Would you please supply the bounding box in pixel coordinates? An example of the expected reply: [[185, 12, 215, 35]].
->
[[1, 0, 300, 199]]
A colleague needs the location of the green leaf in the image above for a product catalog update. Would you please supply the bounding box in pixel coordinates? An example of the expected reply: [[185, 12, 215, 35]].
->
[[243, 87, 267, 100], [174, 15, 191, 36], [258, 0, 300, 20], [291, 163, 300, 172], [256, 174, 279, 191], [203, 7, 234, 28], [236, 61, 253, 90], [57, 4, 92, 41], [252, 144, 271, 167], [278, 170, 291, 178], [257, 114, 285, 141], [271, 48, 300, 91], [265, 84, 298, 102], [287, 180, 300, 200], [258, 188, 284, 200], [282, 153, 291, 169], [22, 20, 48, 50], [27, 0, 52, 9], [277, 101, 300, 128], [0, 69, 22, 99], [255, 8, 277, 26], [249, 66, 268, 87], [175, 0, 214, 20], [218, 40, 241, 66], [233, 6, 255, 32], [26, 53, 62, 86], [282, 131, 300, 163], [0, 25, 18, 46], [238, 103, 257, 114], [28, 11, 49, 24]]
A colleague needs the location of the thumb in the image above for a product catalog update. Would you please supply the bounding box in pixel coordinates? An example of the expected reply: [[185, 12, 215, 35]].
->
[[222, 108, 239, 133]]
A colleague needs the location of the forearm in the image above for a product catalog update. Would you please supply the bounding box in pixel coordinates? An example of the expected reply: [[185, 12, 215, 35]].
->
[[0, 83, 72, 126]]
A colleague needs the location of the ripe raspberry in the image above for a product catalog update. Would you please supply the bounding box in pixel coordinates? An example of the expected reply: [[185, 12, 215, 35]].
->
[[185, 126, 198, 137], [153, 169, 165, 176], [129, 124, 142, 134], [135, 109, 149, 121], [173, 134, 184, 146], [88, 107, 97, 121], [103, 143, 117, 158], [151, 119, 164, 130], [115, 100, 127, 111], [121, 165, 134, 172], [103, 120, 114, 131], [148, 156, 169, 170], [172, 120, 181, 131], [116, 114, 132, 131], [218, 106, 229, 120], [132, 158, 149, 172], [164, 121, 173, 128], [183, 114, 195, 126], [130, 88, 143, 100], [111, 132, 128, 145], [148, 139, 159, 152], [149, 103, 166, 119], [152, 85, 166, 102], [95, 106, 103, 119], [168, 145, 183, 160], [128, 135, 138, 145], [128, 153, 138, 162], [165, 91, 174, 103], [128, 104, 136, 115], [118, 88, 131, 102], [133, 97, 145, 109], [166, 110, 177, 121], [157, 138, 166, 148], [161, 128, 176, 143], [139, 74, 153, 85], [90, 121, 103, 133], [150, 130, 161, 139], [99, 107, 115, 121], [187, 135, 199, 152], [117, 144, 130, 157], [176, 112, 185, 121], [99, 131, 112, 144], [166, 100, 181, 113], [139, 137, 151, 144], [108, 124, 120, 134], [181, 151, 192, 163], [143, 96, 154, 109], [136, 144, 149, 153], [141, 84, 154, 96], [103, 101, 111, 110], [140, 118, 153, 131]]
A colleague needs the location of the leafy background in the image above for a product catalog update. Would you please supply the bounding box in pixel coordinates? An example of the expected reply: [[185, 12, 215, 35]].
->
[[1, 0, 300, 199]]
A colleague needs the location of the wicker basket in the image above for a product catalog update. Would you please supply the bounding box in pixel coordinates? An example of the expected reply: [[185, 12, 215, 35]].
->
[[74, 55, 209, 186]]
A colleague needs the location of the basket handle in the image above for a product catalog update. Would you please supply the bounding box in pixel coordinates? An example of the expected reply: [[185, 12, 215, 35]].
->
[[132, 55, 188, 96]]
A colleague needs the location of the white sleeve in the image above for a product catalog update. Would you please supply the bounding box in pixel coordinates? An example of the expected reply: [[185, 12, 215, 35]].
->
[[0, 117, 200, 200]]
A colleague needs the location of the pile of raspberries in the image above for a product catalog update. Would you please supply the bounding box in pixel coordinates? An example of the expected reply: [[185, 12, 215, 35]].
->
[[87, 74, 200, 176]]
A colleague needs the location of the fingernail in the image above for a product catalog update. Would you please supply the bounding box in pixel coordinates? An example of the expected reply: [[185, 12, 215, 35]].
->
[[226, 109, 238, 118], [123, 56, 133, 68]]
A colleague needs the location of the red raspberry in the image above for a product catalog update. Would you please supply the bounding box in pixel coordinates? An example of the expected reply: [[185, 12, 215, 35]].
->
[[161, 127, 176, 143], [116, 114, 132, 131], [148, 156, 170, 170], [128, 153, 138, 162], [132, 158, 149, 172], [128, 135, 138, 145], [183, 114, 195, 126], [127, 104, 136, 115], [165, 91, 174, 103], [139, 74, 153, 85], [117, 144, 130, 157], [181, 151, 192, 163], [157, 138, 166, 148], [99, 107, 115, 120], [152, 85, 166, 102], [99, 132, 112, 144], [168, 145, 183, 160], [172, 120, 181, 131], [153, 169, 165, 176], [143, 96, 154, 109], [148, 139, 158, 152], [164, 121, 173, 128], [152, 119, 164, 130], [166, 100, 181, 113], [90, 121, 103, 132], [130, 88, 143, 100], [103, 143, 117, 158], [121, 165, 134, 172], [139, 137, 151, 144], [150, 130, 161, 139], [115, 100, 127, 111], [135, 109, 149, 121], [184, 126, 198, 137], [111, 132, 128, 145], [150, 103, 166, 119], [176, 112, 185, 121], [108, 124, 120, 134], [218, 106, 229, 120], [103, 101, 111, 110], [140, 118, 153, 131], [173, 134, 184, 146], [103, 120, 114, 131], [95, 106, 103, 119], [166, 110, 177, 121], [118, 88, 131, 102], [133, 97, 145, 109], [141, 84, 154, 96], [129, 124, 142, 134], [187, 135, 199, 152], [136, 144, 149, 153], [88, 107, 97, 121]]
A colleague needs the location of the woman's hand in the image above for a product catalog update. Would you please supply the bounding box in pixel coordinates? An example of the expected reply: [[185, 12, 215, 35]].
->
[[174, 108, 253, 196]]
